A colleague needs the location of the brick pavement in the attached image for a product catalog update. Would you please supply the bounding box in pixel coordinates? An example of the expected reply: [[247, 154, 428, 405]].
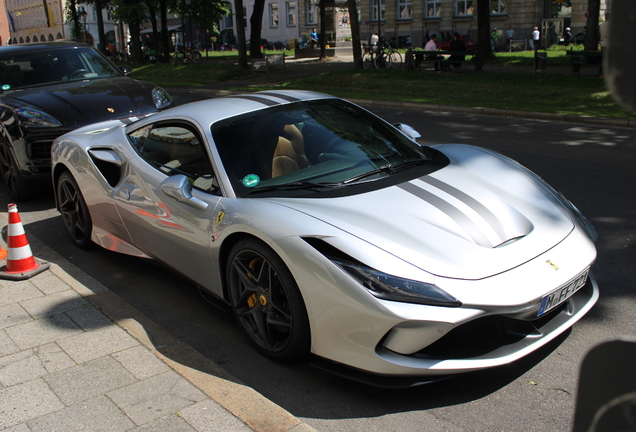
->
[[0, 229, 316, 432]]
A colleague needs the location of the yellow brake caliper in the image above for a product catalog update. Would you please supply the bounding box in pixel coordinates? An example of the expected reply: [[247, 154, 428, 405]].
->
[[246, 257, 262, 308]]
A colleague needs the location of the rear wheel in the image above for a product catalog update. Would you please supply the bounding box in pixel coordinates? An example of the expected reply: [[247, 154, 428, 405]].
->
[[226, 238, 310, 361], [389, 51, 403, 69], [375, 52, 391, 69], [362, 52, 374, 69], [0, 140, 38, 201], [57, 171, 93, 249]]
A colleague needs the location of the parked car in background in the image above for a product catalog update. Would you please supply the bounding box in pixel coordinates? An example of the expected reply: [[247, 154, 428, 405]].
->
[[438, 34, 477, 51], [52, 90, 598, 386], [0, 40, 173, 201]]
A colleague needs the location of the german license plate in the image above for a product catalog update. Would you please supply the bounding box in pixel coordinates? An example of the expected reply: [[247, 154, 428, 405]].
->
[[538, 268, 590, 317]]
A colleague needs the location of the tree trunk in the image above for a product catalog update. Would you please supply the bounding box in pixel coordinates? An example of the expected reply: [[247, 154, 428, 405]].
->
[[160, 0, 170, 61], [250, 0, 265, 59], [476, 0, 493, 60], [319, 0, 327, 60], [129, 21, 143, 64], [346, 0, 362, 68], [584, 0, 601, 51], [235, 0, 249, 68], [94, 0, 106, 53]]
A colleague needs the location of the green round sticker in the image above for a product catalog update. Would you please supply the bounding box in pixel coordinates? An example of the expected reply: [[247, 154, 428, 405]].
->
[[2, 84, 10, 91], [242, 174, 260, 187]]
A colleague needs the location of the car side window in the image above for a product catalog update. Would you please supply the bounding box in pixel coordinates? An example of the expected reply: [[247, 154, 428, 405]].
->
[[128, 123, 220, 195]]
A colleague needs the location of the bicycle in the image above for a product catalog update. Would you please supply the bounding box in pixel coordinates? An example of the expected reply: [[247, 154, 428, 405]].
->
[[362, 42, 403, 69], [375, 42, 403, 69], [362, 43, 377, 69], [170, 46, 202, 66]]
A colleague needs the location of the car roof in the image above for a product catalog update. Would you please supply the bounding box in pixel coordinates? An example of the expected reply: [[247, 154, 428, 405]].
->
[[149, 90, 338, 125], [0, 40, 92, 54]]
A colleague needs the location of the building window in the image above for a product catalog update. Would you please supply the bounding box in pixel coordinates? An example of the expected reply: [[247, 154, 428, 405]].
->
[[224, 4, 233, 28], [372, 0, 385, 21], [397, 0, 411, 19], [455, 0, 473, 16], [307, 0, 318, 24], [425, 0, 441, 17], [270, 2, 279, 27], [491, 0, 507, 14], [286, 1, 296, 26]]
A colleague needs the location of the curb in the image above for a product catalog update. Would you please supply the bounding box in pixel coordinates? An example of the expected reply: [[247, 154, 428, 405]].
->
[[26, 234, 318, 432]]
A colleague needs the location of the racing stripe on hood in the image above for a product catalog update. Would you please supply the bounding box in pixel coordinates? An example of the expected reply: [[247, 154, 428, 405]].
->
[[398, 181, 496, 247], [420, 176, 511, 241], [398, 174, 536, 249]]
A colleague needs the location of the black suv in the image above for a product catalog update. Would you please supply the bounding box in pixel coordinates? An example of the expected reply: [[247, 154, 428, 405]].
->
[[0, 40, 173, 200]]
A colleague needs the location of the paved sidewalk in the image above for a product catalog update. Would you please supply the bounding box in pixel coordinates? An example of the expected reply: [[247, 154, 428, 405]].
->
[[0, 230, 317, 431]]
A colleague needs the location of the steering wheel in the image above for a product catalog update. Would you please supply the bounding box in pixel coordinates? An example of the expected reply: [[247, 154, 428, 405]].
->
[[70, 69, 89, 79]]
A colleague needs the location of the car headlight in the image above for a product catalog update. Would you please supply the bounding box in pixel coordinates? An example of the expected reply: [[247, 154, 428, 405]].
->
[[152, 87, 173, 110], [16, 108, 62, 128], [334, 261, 462, 307]]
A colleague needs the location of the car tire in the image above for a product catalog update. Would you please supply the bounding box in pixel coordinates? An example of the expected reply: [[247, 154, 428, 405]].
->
[[57, 171, 93, 249], [0, 140, 39, 201], [226, 238, 310, 362]]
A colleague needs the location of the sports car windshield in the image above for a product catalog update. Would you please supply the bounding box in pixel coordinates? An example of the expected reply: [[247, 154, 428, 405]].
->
[[0, 47, 122, 91], [212, 99, 429, 198]]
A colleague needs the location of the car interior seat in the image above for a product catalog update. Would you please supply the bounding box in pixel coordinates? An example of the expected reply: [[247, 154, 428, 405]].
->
[[271, 124, 310, 178]]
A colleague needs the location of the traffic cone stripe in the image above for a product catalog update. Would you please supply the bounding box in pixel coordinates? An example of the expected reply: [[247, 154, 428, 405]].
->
[[3, 204, 40, 274], [8, 245, 34, 261], [8, 234, 29, 249]]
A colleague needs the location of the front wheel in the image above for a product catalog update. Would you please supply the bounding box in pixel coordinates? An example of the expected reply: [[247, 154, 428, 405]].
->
[[57, 171, 93, 249], [226, 238, 310, 362], [0, 141, 38, 201]]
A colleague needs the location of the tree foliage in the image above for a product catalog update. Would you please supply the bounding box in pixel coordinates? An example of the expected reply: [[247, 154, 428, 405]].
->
[[64, 0, 84, 41]]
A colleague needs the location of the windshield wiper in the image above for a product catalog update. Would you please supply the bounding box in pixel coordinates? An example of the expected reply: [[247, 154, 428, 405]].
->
[[343, 159, 428, 184], [248, 180, 342, 194]]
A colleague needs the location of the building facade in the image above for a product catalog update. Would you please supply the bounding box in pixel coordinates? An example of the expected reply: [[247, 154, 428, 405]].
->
[[4, 0, 123, 51], [221, 0, 610, 50], [353, 0, 610, 50]]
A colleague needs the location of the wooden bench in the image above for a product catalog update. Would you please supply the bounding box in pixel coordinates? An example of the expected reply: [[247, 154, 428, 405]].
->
[[252, 54, 286, 80], [413, 50, 484, 72], [566, 50, 602, 76]]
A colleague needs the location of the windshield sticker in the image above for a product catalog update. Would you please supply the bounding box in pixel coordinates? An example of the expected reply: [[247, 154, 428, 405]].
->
[[242, 174, 260, 187]]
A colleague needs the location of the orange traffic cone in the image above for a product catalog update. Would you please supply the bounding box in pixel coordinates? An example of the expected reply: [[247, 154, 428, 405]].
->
[[0, 203, 49, 280]]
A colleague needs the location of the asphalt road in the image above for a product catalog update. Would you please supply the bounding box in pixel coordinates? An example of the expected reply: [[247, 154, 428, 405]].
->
[[5, 92, 635, 432]]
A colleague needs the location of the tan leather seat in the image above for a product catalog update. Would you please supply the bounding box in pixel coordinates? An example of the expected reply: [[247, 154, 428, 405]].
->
[[271, 124, 310, 177]]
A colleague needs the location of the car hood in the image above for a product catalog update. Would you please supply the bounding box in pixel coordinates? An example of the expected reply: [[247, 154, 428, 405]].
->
[[268, 145, 575, 280], [5, 77, 160, 128]]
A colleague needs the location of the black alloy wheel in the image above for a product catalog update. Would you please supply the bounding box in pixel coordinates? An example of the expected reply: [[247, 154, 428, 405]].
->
[[0, 140, 37, 201], [57, 171, 93, 249], [226, 238, 310, 361]]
